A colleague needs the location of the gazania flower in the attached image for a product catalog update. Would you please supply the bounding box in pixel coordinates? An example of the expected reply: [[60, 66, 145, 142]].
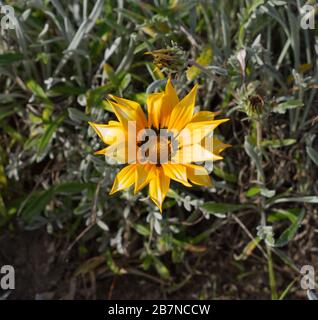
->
[[89, 79, 230, 212]]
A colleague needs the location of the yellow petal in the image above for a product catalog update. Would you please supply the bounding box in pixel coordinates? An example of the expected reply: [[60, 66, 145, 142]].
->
[[148, 167, 170, 212], [108, 99, 145, 133], [203, 136, 231, 155], [102, 140, 128, 164], [110, 164, 136, 195], [146, 78, 180, 129], [108, 94, 140, 110], [146, 92, 164, 129], [165, 78, 179, 106], [162, 163, 191, 187], [109, 120, 121, 126], [94, 147, 108, 155], [173, 144, 223, 164], [134, 164, 156, 194], [191, 111, 216, 122], [88, 121, 124, 145], [160, 77, 179, 127], [177, 119, 229, 147], [108, 95, 147, 129], [185, 164, 212, 186], [168, 84, 198, 132]]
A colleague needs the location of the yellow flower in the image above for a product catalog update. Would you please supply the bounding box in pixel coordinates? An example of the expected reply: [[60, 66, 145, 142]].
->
[[89, 79, 230, 212]]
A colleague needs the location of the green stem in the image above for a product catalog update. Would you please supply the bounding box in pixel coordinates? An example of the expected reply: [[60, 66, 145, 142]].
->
[[267, 245, 278, 300], [255, 119, 277, 300]]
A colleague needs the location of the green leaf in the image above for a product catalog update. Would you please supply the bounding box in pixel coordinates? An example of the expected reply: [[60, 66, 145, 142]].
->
[[0, 106, 21, 120], [37, 114, 65, 160], [119, 73, 131, 91], [267, 209, 305, 247], [213, 166, 237, 183], [153, 257, 170, 279], [267, 196, 318, 207], [272, 248, 299, 272], [54, 182, 94, 195], [246, 186, 261, 197], [200, 202, 247, 215], [306, 147, 318, 166], [278, 279, 297, 300], [141, 255, 153, 271], [26, 80, 52, 105], [190, 220, 226, 244], [0, 164, 7, 187], [68, 108, 91, 123], [74, 256, 105, 276], [246, 186, 275, 198], [50, 85, 86, 95], [21, 189, 55, 222], [133, 223, 150, 236], [105, 250, 126, 275], [0, 52, 23, 66], [0, 121, 24, 142], [0, 194, 8, 225], [36, 52, 49, 64], [261, 139, 296, 148], [268, 208, 298, 223], [273, 99, 303, 114], [86, 84, 112, 112], [132, 93, 147, 105], [186, 46, 213, 81], [244, 137, 264, 181], [260, 188, 276, 198]]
